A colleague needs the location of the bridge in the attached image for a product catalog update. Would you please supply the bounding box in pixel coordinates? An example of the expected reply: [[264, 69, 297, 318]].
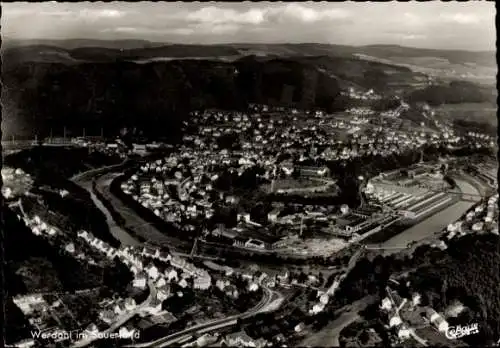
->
[[2, 139, 76, 152], [416, 188, 483, 203], [363, 244, 411, 251]]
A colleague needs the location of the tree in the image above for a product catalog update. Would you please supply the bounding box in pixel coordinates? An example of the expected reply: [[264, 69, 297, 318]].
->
[[359, 330, 370, 345]]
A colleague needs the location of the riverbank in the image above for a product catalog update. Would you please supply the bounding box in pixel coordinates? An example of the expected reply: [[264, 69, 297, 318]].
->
[[381, 178, 480, 254]]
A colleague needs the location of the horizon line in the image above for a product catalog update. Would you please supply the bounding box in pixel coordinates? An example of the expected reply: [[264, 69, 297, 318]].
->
[[3, 37, 495, 53]]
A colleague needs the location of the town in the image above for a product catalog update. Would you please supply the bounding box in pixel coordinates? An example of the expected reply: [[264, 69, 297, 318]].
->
[[3, 94, 497, 348], [2, 2, 498, 348]]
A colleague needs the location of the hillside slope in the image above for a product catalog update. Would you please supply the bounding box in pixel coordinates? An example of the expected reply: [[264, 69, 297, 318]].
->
[[2, 57, 342, 138]]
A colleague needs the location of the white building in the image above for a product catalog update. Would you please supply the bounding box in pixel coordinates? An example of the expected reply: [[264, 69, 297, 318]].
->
[[389, 316, 402, 328], [194, 276, 211, 290], [380, 297, 392, 311], [133, 274, 147, 289], [398, 327, 411, 340], [412, 293, 421, 307]]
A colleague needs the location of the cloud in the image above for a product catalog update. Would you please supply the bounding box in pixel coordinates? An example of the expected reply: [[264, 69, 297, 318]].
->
[[440, 13, 480, 24], [0, 2, 495, 50], [103, 27, 138, 33], [402, 34, 426, 40], [186, 7, 265, 25], [266, 4, 351, 23], [180, 4, 351, 28], [78, 9, 125, 20]]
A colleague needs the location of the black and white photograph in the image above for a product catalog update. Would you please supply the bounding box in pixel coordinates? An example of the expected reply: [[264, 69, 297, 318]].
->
[[1, 2, 498, 348]]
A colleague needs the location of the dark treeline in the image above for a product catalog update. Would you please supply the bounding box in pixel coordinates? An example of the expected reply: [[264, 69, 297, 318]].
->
[[3, 206, 133, 344], [314, 235, 500, 346], [407, 80, 496, 106], [4, 147, 124, 246], [4, 146, 122, 182], [3, 57, 343, 139], [453, 118, 497, 136]]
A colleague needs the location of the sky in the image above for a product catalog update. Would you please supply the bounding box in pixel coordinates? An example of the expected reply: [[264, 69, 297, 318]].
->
[[1, 1, 496, 51]]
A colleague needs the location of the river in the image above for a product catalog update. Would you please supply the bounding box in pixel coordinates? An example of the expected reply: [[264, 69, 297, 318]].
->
[[381, 179, 481, 251], [76, 176, 141, 246]]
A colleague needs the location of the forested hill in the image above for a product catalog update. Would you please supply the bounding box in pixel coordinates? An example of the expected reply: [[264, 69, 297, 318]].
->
[[2, 51, 495, 139], [2, 57, 342, 139]]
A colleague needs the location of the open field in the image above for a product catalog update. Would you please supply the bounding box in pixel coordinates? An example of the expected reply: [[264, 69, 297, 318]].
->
[[277, 237, 348, 257], [435, 103, 497, 126], [261, 178, 317, 192], [299, 296, 378, 347]]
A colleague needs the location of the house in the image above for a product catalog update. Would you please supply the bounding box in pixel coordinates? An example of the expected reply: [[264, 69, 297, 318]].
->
[[380, 297, 392, 311], [166, 269, 178, 282], [319, 294, 329, 305], [132, 144, 148, 155], [216, 279, 228, 291], [133, 272, 147, 289], [296, 166, 330, 178], [277, 271, 289, 283], [157, 285, 171, 301], [13, 338, 36, 348], [222, 331, 257, 347], [268, 209, 282, 223], [445, 302, 465, 318], [156, 277, 167, 288], [178, 278, 188, 288], [85, 323, 99, 336], [412, 293, 421, 307], [99, 309, 116, 324], [310, 303, 325, 314], [65, 243, 75, 254], [159, 250, 171, 262], [191, 334, 219, 347], [257, 272, 268, 285], [119, 324, 137, 339], [332, 214, 370, 237], [130, 265, 139, 275], [146, 298, 163, 315], [294, 323, 305, 333], [398, 327, 411, 340], [426, 309, 449, 333], [113, 302, 126, 315], [272, 333, 286, 344], [194, 275, 212, 290], [225, 286, 239, 299], [248, 283, 259, 292], [389, 316, 402, 328], [124, 298, 137, 311], [146, 264, 159, 280]]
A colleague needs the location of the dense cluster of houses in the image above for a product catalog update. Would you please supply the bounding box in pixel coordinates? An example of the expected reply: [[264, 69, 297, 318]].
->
[[445, 193, 499, 241], [119, 103, 496, 253], [1, 167, 34, 199], [341, 87, 382, 101], [179, 330, 271, 347]]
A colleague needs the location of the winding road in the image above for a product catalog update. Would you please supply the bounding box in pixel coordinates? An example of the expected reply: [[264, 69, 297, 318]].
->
[[72, 280, 157, 348], [73, 169, 191, 251], [124, 287, 283, 348], [71, 165, 284, 347]]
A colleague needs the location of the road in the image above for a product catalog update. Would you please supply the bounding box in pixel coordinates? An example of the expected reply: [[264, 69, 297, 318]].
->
[[125, 287, 282, 348], [299, 296, 377, 347], [72, 166, 284, 347], [72, 280, 157, 347]]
